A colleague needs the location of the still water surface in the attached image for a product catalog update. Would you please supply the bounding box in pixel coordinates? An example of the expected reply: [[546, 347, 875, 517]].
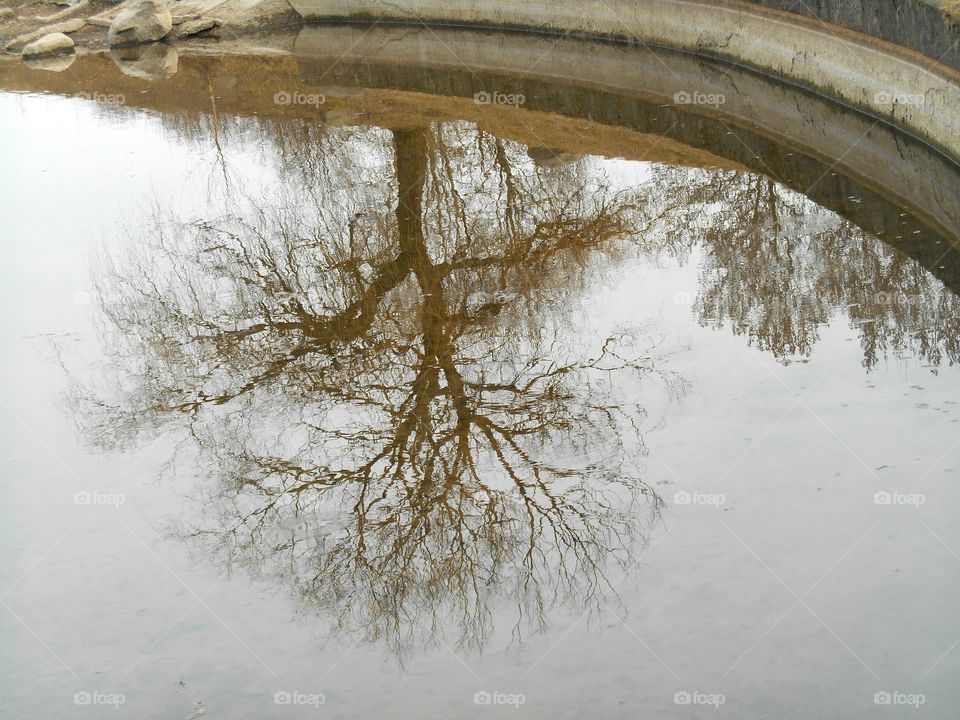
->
[[1, 54, 959, 719]]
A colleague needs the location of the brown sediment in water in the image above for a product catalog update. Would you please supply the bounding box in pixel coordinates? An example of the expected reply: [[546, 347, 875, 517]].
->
[[0, 49, 745, 172]]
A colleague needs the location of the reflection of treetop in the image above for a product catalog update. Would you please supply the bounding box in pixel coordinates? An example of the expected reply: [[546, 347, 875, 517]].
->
[[80, 123, 678, 656], [626, 167, 960, 368]]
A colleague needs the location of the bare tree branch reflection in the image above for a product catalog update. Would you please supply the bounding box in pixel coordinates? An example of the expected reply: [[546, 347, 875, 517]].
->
[[646, 169, 960, 368], [75, 122, 680, 657]]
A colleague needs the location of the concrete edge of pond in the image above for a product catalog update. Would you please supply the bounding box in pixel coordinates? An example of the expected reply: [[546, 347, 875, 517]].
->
[[747, 0, 960, 72], [287, 0, 960, 162]]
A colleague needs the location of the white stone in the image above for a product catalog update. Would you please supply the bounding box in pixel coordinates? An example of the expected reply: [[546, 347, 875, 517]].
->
[[21, 32, 75, 58], [107, 0, 172, 46]]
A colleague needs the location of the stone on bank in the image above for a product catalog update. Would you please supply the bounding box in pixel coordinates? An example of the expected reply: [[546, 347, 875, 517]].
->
[[107, 0, 172, 46], [21, 32, 75, 58]]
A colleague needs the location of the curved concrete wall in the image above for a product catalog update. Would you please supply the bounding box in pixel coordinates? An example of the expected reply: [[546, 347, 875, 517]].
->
[[749, 0, 960, 72], [288, 0, 960, 161]]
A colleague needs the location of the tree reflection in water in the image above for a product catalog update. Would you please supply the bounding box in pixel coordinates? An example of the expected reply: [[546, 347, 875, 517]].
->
[[653, 172, 960, 367], [74, 122, 683, 656], [72, 116, 960, 657]]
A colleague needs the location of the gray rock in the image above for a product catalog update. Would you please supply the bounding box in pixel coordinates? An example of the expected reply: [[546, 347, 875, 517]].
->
[[110, 42, 178, 79], [0, 8, 15, 20], [36, 0, 91, 24], [21, 32, 75, 58], [5, 18, 85, 51], [173, 17, 216, 37], [107, 0, 172, 46]]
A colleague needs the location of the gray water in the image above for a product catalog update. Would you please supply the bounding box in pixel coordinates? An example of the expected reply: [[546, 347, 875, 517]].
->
[[1, 53, 959, 720]]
